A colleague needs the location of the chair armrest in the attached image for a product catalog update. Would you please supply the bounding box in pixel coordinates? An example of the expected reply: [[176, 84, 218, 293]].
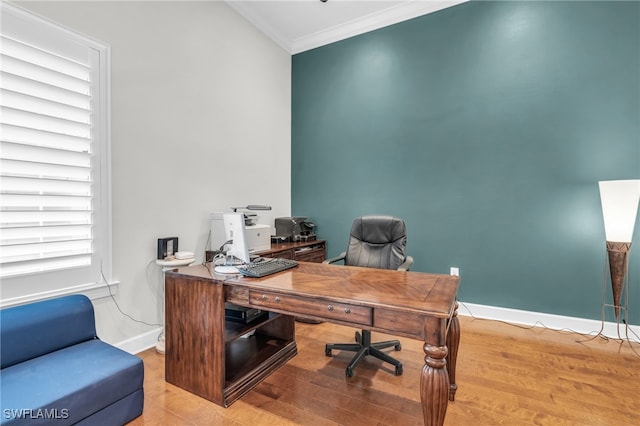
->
[[397, 256, 414, 272], [323, 252, 347, 264]]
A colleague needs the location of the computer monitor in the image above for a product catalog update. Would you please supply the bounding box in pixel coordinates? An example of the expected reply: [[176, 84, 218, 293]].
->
[[214, 212, 250, 274]]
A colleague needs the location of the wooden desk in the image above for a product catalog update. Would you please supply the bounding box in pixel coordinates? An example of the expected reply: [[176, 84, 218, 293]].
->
[[165, 262, 460, 426]]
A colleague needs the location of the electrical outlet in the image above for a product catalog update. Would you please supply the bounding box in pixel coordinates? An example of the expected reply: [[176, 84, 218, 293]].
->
[[450, 267, 459, 276]]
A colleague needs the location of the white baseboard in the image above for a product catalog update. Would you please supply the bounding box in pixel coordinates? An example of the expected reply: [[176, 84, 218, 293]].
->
[[459, 301, 640, 343], [114, 303, 640, 355], [115, 327, 163, 355]]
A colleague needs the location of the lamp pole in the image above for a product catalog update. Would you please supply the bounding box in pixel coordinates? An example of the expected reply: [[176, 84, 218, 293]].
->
[[605, 241, 631, 320]]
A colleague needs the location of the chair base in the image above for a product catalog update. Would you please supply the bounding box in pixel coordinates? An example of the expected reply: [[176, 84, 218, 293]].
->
[[325, 329, 403, 377]]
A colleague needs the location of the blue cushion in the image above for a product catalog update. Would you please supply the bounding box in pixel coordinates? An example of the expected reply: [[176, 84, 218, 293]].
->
[[0, 339, 143, 425], [0, 295, 97, 368]]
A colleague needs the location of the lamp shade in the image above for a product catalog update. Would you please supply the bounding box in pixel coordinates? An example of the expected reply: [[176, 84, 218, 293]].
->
[[598, 180, 640, 243]]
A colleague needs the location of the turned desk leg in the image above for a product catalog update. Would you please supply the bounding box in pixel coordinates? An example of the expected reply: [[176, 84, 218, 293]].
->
[[446, 301, 460, 401], [421, 339, 449, 425]]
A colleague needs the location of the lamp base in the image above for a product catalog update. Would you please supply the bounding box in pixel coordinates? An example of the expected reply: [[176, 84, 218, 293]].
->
[[606, 241, 631, 320], [580, 243, 633, 346]]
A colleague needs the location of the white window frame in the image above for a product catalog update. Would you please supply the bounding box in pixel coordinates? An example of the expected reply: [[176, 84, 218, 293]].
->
[[0, 2, 113, 307]]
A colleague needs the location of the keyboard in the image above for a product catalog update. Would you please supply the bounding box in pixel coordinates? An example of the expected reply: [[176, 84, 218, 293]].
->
[[237, 258, 299, 278]]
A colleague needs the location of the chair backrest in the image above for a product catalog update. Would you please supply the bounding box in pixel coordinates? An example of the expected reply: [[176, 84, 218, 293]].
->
[[344, 215, 408, 270]]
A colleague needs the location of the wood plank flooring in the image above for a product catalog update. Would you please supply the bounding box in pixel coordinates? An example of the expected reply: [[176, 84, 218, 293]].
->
[[129, 315, 640, 425]]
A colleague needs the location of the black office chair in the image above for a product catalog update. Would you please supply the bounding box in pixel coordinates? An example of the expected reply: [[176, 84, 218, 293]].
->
[[323, 215, 414, 377]]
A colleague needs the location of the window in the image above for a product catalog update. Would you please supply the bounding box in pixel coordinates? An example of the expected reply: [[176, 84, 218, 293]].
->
[[0, 3, 111, 305]]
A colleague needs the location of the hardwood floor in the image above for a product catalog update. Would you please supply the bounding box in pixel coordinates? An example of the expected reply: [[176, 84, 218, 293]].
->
[[129, 316, 640, 425]]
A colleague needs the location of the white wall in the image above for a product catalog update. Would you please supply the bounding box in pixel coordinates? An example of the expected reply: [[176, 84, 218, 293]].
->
[[17, 1, 292, 348]]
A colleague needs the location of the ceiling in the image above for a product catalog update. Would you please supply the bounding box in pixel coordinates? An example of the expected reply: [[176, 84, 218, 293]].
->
[[225, 0, 467, 54]]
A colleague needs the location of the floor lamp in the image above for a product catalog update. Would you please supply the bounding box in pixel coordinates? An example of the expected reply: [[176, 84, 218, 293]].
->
[[597, 179, 640, 339]]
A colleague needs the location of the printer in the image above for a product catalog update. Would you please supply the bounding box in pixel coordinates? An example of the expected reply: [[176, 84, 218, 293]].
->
[[210, 212, 271, 253], [274, 217, 316, 242]]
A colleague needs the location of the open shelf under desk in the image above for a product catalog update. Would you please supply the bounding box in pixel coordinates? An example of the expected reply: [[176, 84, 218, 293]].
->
[[224, 333, 296, 392], [223, 314, 297, 406], [224, 312, 280, 342], [225, 332, 293, 383]]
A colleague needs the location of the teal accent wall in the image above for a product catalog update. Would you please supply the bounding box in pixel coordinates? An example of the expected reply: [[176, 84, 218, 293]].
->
[[291, 1, 640, 323]]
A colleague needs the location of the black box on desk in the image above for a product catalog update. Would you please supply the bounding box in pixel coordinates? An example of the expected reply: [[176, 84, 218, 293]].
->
[[157, 237, 178, 260], [225, 303, 268, 324]]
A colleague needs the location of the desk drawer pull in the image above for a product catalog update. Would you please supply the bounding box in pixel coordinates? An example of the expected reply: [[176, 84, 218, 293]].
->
[[261, 294, 267, 301], [327, 305, 334, 312], [275, 296, 281, 302], [344, 307, 351, 314]]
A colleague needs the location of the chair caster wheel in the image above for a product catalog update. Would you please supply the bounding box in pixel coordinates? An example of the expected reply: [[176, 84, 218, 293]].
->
[[325, 346, 332, 356], [346, 367, 353, 378], [394, 343, 402, 351], [395, 364, 403, 376]]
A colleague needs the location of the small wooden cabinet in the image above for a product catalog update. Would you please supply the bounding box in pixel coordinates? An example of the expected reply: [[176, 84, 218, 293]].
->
[[257, 240, 326, 263], [206, 240, 326, 264]]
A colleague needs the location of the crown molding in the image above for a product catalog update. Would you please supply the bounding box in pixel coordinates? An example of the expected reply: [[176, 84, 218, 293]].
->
[[227, 0, 467, 55], [226, 1, 294, 53], [291, 0, 467, 54]]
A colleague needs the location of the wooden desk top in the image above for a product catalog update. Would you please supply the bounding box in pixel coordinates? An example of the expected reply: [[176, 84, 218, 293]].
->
[[170, 262, 459, 333]]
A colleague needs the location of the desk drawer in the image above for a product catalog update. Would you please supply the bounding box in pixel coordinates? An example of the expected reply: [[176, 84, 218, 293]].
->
[[249, 291, 371, 326], [263, 249, 294, 260], [294, 247, 325, 263]]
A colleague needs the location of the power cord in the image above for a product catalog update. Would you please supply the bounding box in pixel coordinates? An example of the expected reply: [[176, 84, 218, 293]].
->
[[100, 263, 162, 328]]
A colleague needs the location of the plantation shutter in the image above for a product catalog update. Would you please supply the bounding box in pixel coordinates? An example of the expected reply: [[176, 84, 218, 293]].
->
[[0, 34, 93, 278], [0, 3, 110, 302]]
